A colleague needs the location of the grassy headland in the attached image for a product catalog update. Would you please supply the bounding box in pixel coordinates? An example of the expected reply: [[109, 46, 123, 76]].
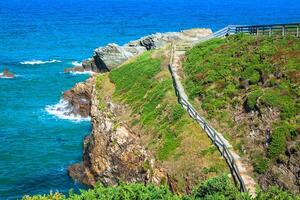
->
[[107, 49, 228, 190], [23, 35, 300, 199], [183, 34, 300, 192]]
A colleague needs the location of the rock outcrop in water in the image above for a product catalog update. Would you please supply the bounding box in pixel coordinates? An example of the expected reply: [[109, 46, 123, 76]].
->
[[62, 77, 95, 117], [63, 28, 212, 117], [0, 68, 15, 78], [65, 28, 212, 73]]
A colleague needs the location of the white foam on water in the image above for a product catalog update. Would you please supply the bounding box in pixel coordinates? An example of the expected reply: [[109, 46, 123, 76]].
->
[[0, 73, 19, 79], [20, 59, 62, 65], [0, 76, 14, 79], [71, 61, 82, 66], [45, 99, 90, 122], [69, 71, 94, 75]]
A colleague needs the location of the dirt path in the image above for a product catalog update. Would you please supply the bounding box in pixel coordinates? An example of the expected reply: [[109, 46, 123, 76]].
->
[[169, 33, 257, 196]]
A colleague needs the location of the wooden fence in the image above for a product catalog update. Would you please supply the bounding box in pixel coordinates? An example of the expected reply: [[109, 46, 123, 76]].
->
[[168, 45, 246, 192], [168, 22, 299, 192], [192, 22, 300, 44]]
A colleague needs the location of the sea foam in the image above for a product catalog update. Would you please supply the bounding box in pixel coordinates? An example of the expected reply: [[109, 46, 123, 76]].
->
[[0, 72, 18, 79], [70, 71, 94, 75], [71, 61, 82, 66], [45, 99, 90, 122], [21, 59, 62, 65]]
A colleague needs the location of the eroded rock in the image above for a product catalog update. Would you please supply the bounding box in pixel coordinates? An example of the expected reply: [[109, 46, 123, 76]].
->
[[62, 77, 95, 117], [65, 28, 212, 73], [68, 77, 167, 186]]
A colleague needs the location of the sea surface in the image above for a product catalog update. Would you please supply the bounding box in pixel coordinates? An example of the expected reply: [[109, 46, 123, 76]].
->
[[0, 0, 299, 199]]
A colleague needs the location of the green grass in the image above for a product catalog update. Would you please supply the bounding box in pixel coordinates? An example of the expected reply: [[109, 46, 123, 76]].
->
[[102, 50, 229, 191], [183, 34, 300, 172], [109, 51, 184, 160]]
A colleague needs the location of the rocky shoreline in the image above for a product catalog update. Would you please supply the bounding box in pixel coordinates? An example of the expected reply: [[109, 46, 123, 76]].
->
[[59, 27, 300, 195], [65, 29, 212, 74], [62, 28, 213, 188], [68, 76, 167, 187]]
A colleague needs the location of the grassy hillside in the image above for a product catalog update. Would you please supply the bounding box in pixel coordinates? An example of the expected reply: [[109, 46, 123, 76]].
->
[[107, 49, 227, 190], [183, 34, 300, 192]]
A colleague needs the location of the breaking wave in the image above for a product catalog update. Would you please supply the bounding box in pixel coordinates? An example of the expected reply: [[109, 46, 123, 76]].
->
[[71, 61, 82, 66], [21, 59, 62, 65], [45, 99, 90, 122], [69, 71, 94, 75]]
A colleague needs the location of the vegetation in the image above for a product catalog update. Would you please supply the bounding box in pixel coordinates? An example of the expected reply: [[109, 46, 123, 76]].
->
[[23, 35, 300, 200], [109, 51, 181, 160], [23, 175, 299, 200], [105, 50, 228, 189], [183, 34, 300, 192]]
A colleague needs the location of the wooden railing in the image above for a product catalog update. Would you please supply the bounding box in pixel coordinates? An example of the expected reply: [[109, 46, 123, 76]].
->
[[192, 22, 300, 44], [168, 44, 246, 192], [169, 22, 299, 193]]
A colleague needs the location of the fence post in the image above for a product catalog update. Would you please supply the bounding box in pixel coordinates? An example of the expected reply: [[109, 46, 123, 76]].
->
[[282, 25, 285, 36], [222, 143, 225, 156], [297, 26, 299, 37], [213, 131, 216, 144], [269, 26, 272, 36]]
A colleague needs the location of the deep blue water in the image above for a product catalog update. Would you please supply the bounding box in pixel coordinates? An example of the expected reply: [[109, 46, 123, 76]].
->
[[0, 0, 299, 199]]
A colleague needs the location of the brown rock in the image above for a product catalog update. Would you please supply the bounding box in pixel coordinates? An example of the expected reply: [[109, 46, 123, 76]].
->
[[62, 77, 95, 117], [64, 65, 85, 73], [0, 68, 15, 78], [69, 77, 166, 186]]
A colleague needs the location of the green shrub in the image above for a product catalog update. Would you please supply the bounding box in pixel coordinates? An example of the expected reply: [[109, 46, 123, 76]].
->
[[253, 155, 269, 174], [246, 89, 263, 111], [241, 67, 261, 84], [224, 83, 238, 97], [255, 186, 300, 200], [23, 175, 300, 200], [261, 89, 297, 119], [268, 126, 287, 159], [192, 174, 238, 200]]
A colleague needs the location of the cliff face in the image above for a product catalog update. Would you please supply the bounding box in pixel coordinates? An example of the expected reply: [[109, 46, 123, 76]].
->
[[62, 77, 94, 118], [68, 76, 166, 186], [67, 28, 219, 189]]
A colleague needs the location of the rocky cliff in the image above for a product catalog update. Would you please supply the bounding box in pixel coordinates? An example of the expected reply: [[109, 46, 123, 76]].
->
[[68, 76, 166, 186], [62, 77, 94, 118], [65, 29, 212, 73], [66, 28, 216, 189]]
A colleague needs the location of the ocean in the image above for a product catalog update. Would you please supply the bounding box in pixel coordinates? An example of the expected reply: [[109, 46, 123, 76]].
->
[[0, 0, 299, 199]]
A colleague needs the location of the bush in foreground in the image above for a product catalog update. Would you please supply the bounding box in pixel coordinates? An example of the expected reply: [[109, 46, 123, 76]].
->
[[22, 175, 299, 200]]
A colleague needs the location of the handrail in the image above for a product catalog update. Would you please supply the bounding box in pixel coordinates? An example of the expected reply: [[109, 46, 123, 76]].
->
[[168, 44, 246, 191], [211, 22, 300, 38], [168, 22, 299, 193]]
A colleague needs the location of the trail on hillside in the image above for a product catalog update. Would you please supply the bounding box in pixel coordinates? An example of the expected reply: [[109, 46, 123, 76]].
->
[[168, 32, 257, 196]]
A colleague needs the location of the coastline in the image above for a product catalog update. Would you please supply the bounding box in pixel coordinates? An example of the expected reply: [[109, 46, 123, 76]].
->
[[62, 28, 214, 189]]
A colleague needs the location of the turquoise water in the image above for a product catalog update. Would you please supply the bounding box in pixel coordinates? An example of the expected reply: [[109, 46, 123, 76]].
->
[[0, 0, 299, 199]]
